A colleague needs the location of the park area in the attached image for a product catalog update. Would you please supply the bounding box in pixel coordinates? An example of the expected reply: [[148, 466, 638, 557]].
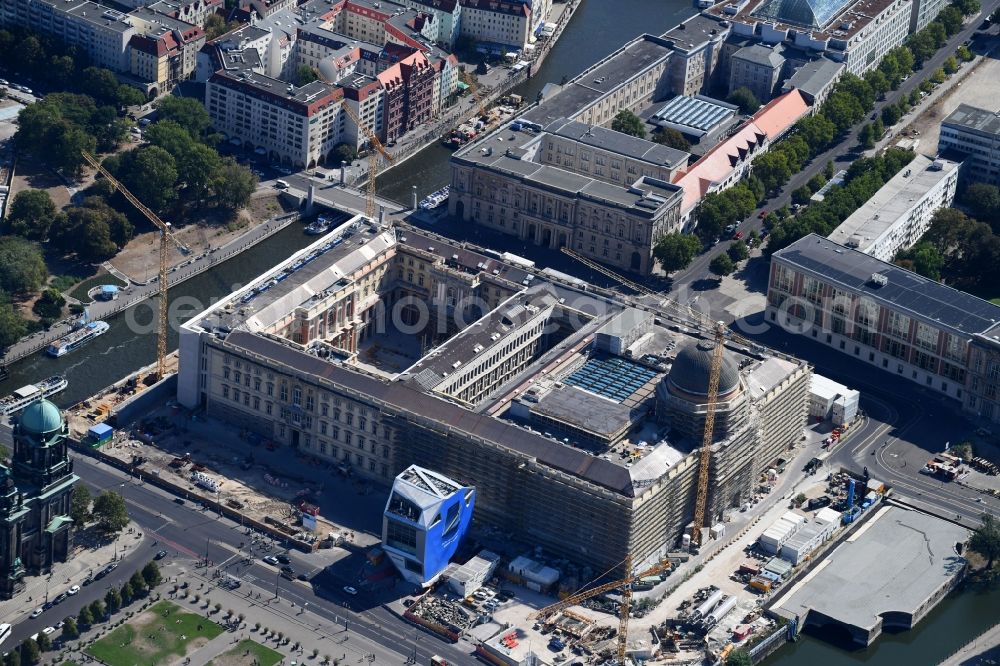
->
[[84, 601, 223, 665], [206, 639, 283, 666]]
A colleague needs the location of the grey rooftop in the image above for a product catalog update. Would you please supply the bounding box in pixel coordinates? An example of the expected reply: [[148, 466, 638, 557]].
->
[[942, 104, 1000, 136]]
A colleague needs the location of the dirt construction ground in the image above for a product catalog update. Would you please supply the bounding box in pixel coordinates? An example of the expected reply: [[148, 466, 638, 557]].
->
[[903, 56, 1000, 156], [108, 190, 295, 281]]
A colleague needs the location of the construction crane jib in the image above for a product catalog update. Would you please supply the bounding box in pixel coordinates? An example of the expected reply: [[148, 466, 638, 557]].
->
[[80, 151, 189, 380], [690, 321, 728, 547], [339, 102, 393, 220]]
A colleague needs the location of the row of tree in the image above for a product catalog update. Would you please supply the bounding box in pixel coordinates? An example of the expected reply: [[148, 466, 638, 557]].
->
[[3, 561, 163, 665], [764, 148, 917, 256], [71, 486, 131, 534]]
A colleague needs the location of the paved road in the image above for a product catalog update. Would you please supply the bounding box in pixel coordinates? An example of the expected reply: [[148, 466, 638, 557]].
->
[[61, 455, 473, 665], [748, 317, 1000, 527], [668, 3, 1000, 293]]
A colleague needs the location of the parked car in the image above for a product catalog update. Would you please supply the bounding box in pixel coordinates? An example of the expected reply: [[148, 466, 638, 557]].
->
[[733, 230, 744, 240], [262, 555, 279, 566], [276, 553, 291, 564], [155, 550, 168, 560], [343, 586, 358, 595], [67, 585, 80, 595], [30, 608, 42, 619]]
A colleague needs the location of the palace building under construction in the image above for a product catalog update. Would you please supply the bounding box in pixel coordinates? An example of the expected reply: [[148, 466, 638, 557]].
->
[[178, 215, 811, 572]]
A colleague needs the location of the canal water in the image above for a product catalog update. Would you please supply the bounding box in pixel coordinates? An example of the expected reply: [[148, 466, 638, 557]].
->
[[0, 223, 318, 407], [376, 0, 700, 203]]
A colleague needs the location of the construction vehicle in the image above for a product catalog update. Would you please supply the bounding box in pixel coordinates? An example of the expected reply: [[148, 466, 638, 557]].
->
[[80, 151, 189, 380], [338, 103, 393, 219], [531, 556, 671, 664]]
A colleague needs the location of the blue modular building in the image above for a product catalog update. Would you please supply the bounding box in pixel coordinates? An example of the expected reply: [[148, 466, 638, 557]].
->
[[382, 465, 475, 586]]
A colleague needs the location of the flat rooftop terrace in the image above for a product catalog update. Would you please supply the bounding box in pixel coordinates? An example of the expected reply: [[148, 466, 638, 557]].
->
[[774, 506, 969, 645]]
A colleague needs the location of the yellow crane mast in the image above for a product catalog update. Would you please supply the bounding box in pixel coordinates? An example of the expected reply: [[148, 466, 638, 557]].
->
[[531, 557, 671, 664], [690, 321, 728, 546], [339, 102, 393, 219], [80, 151, 189, 380]]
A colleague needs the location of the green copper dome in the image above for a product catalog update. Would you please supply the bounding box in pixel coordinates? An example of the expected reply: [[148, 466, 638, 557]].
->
[[18, 399, 64, 435]]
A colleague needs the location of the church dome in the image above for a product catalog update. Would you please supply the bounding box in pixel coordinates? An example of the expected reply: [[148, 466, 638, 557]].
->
[[18, 399, 64, 436], [667, 342, 741, 398]]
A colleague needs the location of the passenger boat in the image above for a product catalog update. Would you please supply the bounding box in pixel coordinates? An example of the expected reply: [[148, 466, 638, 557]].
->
[[47, 320, 110, 357], [0, 375, 68, 415], [419, 186, 450, 210]]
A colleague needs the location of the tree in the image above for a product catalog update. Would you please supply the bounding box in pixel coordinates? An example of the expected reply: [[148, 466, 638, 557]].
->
[[862, 69, 891, 98], [894, 241, 944, 279], [727, 240, 749, 262], [61, 617, 78, 640], [807, 173, 827, 193], [938, 5, 965, 33], [18, 639, 39, 665], [92, 491, 129, 534], [33, 633, 49, 653], [824, 160, 835, 180], [4, 648, 20, 666], [79, 67, 121, 106], [32, 288, 65, 322], [293, 65, 320, 87], [882, 103, 903, 127], [930, 67, 947, 84], [89, 599, 105, 622], [969, 513, 1000, 569], [105, 587, 122, 614], [964, 183, 1000, 226], [143, 561, 163, 588], [331, 142, 358, 166], [752, 151, 791, 191], [822, 90, 865, 133], [953, 0, 980, 15], [653, 233, 702, 272], [77, 604, 93, 628], [0, 237, 47, 294], [120, 581, 134, 605], [709, 253, 735, 278], [204, 14, 235, 40], [117, 85, 147, 108], [610, 110, 646, 138], [179, 143, 223, 198], [838, 73, 876, 111], [111, 146, 178, 212], [727, 648, 753, 666], [727, 86, 760, 114], [0, 294, 27, 350], [212, 158, 257, 210], [792, 185, 813, 205], [51, 198, 133, 261], [859, 123, 876, 149], [130, 570, 148, 596], [907, 31, 937, 65], [154, 96, 211, 138], [926, 20, 949, 48], [957, 44, 975, 61], [4, 189, 56, 240], [144, 119, 197, 156], [652, 127, 691, 151], [872, 117, 885, 140]]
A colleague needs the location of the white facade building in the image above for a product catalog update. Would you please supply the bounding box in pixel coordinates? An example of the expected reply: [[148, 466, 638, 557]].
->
[[939, 104, 1000, 187], [828, 155, 960, 262], [809, 374, 860, 425]]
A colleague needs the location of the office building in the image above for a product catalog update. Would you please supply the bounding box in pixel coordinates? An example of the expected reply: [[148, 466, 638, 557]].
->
[[939, 104, 1000, 186], [729, 44, 786, 102], [177, 215, 811, 573], [383, 465, 475, 586], [0, 401, 79, 600], [768, 234, 1000, 418], [780, 57, 844, 106], [706, 0, 913, 76], [660, 14, 730, 97], [827, 155, 960, 262]]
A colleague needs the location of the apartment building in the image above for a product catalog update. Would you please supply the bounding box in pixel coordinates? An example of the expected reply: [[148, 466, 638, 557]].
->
[[400, 0, 461, 48], [457, 0, 532, 51], [143, 0, 223, 27], [205, 70, 347, 168], [0, 0, 136, 72], [128, 7, 206, 93], [767, 234, 996, 404], [827, 155, 960, 261], [939, 104, 1000, 187]]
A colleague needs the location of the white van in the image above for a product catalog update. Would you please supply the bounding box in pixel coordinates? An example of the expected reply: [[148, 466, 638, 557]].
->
[[275, 180, 290, 189]]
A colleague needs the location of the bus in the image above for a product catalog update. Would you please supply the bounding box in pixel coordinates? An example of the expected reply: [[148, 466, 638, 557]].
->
[[0, 623, 11, 647]]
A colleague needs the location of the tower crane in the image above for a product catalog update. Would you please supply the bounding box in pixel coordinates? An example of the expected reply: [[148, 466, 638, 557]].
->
[[339, 102, 393, 220], [81, 151, 189, 380], [531, 556, 671, 665]]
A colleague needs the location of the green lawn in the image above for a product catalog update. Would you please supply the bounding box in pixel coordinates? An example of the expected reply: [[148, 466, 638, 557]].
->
[[67, 272, 126, 303], [84, 601, 223, 666], [206, 639, 283, 666], [991, 298, 1000, 306]]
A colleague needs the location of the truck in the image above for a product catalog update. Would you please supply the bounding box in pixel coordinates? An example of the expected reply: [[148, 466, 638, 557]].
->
[[923, 453, 964, 481]]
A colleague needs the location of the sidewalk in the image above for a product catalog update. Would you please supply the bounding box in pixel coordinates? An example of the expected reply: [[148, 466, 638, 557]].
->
[[0, 520, 148, 625]]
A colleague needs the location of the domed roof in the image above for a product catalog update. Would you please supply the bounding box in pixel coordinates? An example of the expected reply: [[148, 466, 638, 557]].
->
[[667, 342, 741, 397], [18, 399, 64, 435]]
